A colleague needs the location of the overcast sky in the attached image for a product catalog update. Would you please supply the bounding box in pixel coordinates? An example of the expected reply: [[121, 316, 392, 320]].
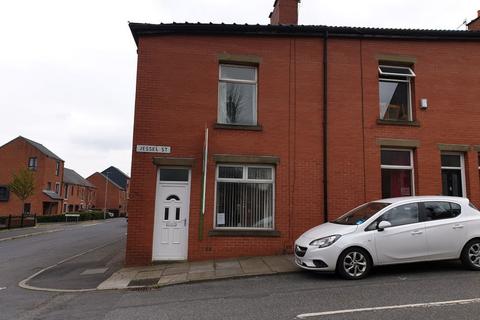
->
[[0, 0, 478, 178]]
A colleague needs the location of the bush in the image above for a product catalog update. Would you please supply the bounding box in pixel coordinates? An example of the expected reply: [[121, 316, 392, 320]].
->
[[36, 211, 115, 223]]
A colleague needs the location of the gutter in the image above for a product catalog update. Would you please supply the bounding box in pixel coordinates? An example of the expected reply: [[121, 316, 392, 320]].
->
[[323, 31, 328, 223]]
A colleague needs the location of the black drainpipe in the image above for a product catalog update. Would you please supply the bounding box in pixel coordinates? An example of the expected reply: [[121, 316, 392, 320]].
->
[[323, 30, 329, 223]]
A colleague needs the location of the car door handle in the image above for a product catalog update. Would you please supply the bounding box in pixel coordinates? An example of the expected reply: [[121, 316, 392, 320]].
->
[[453, 224, 464, 229], [411, 230, 423, 235]]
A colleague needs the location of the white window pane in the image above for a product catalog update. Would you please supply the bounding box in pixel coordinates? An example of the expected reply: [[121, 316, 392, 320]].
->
[[441, 154, 461, 167], [218, 82, 256, 125], [379, 81, 410, 121], [216, 182, 273, 228], [218, 166, 243, 179], [159, 169, 189, 181], [248, 167, 272, 180], [381, 150, 411, 166], [379, 66, 415, 77], [220, 65, 256, 81]]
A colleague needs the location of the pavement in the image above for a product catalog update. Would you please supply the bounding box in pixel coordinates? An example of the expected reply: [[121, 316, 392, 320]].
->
[[98, 254, 299, 290], [0, 220, 106, 242]]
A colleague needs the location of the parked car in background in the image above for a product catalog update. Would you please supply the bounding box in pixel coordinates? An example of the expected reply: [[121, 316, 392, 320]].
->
[[295, 196, 480, 279]]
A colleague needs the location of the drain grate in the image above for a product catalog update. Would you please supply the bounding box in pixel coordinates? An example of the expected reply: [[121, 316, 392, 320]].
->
[[128, 278, 160, 287]]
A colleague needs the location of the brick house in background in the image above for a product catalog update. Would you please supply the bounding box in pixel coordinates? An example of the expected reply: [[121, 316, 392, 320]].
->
[[87, 167, 129, 214], [62, 168, 96, 212], [126, 0, 480, 266], [0, 136, 64, 216]]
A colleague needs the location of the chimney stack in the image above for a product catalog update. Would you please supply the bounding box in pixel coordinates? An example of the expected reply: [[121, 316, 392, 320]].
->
[[467, 10, 480, 30], [269, 0, 300, 25]]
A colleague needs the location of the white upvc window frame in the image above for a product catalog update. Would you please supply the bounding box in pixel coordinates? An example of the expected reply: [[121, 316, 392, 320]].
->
[[378, 65, 415, 122], [380, 148, 416, 196], [214, 164, 275, 230], [441, 152, 467, 197], [218, 64, 258, 126]]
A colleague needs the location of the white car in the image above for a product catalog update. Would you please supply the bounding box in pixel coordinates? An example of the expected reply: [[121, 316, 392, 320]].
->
[[294, 196, 480, 279]]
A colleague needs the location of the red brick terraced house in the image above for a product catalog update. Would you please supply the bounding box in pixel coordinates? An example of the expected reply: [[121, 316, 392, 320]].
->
[[87, 167, 129, 215], [62, 168, 96, 213], [126, 0, 480, 266], [0, 136, 64, 216]]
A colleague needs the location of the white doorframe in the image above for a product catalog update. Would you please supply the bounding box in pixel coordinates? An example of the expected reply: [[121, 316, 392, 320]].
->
[[152, 167, 191, 261], [441, 152, 467, 197]]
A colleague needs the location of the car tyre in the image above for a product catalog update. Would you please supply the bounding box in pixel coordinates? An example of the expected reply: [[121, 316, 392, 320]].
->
[[461, 239, 480, 270], [336, 247, 372, 280]]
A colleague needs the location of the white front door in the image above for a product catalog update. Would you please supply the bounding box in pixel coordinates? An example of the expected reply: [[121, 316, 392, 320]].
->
[[152, 168, 191, 261]]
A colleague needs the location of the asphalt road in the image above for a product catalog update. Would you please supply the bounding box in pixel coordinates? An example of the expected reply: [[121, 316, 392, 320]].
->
[[2, 220, 480, 320], [0, 219, 126, 320]]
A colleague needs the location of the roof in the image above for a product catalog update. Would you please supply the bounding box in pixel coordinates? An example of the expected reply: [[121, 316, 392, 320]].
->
[[129, 22, 480, 46], [101, 166, 129, 190], [63, 168, 95, 188], [43, 190, 63, 201], [8, 136, 64, 161]]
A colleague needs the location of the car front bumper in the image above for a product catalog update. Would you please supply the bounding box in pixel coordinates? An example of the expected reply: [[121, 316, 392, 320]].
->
[[294, 241, 340, 272]]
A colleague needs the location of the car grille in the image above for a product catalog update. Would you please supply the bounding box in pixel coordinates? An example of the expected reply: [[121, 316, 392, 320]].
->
[[295, 245, 307, 257]]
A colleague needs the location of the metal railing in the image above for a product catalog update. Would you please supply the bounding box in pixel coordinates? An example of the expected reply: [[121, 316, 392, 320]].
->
[[0, 214, 36, 230]]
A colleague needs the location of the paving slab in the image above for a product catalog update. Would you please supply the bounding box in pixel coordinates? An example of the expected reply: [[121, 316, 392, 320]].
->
[[215, 260, 241, 270], [98, 254, 300, 290], [263, 255, 298, 273], [135, 270, 164, 280], [157, 273, 188, 286], [239, 257, 274, 275], [189, 261, 214, 273], [188, 271, 215, 281]]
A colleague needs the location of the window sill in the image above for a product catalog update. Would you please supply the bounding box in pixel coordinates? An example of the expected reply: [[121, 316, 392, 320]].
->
[[208, 229, 281, 237], [376, 119, 420, 127], [214, 123, 263, 131]]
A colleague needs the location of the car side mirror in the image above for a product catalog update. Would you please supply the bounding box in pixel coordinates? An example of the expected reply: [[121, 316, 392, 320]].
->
[[377, 221, 392, 231]]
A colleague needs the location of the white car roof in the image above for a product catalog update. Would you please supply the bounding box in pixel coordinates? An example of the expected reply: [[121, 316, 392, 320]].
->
[[372, 196, 469, 205]]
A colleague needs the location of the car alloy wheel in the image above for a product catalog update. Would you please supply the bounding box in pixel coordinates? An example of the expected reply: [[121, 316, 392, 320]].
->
[[344, 251, 367, 277], [468, 243, 480, 268], [337, 247, 372, 280], [462, 240, 480, 270]]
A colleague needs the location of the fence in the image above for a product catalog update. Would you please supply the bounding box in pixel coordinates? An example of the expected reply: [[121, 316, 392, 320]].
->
[[0, 215, 36, 230]]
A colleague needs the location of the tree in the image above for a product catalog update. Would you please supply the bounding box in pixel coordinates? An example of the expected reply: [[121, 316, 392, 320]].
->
[[9, 168, 35, 215]]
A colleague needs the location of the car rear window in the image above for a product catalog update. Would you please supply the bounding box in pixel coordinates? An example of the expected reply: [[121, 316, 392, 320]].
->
[[423, 201, 461, 220]]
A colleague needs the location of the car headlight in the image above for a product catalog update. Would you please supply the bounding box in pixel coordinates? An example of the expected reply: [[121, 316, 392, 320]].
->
[[309, 235, 341, 248]]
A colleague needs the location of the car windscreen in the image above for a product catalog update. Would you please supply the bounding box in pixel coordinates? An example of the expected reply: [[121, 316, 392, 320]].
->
[[333, 202, 391, 225]]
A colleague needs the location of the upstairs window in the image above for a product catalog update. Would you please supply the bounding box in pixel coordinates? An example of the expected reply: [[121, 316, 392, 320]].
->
[[55, 161, 60, 176], [379, 65, 415, 121], [28, 157, 37, 171], [218, 65, 257, 125], [0, 186, 9, 202]]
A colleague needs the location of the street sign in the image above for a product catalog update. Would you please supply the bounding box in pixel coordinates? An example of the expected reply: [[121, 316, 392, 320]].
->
[[136, 145, 171, 153]]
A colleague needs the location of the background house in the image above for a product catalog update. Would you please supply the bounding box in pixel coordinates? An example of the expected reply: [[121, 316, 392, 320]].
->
[[0, 136, 64, 216], [62, 168, 96, 212], [87, 167, 129, 214]]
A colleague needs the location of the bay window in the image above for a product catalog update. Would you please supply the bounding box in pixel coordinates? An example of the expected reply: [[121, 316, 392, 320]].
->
[[215, 164, 274, 229]]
